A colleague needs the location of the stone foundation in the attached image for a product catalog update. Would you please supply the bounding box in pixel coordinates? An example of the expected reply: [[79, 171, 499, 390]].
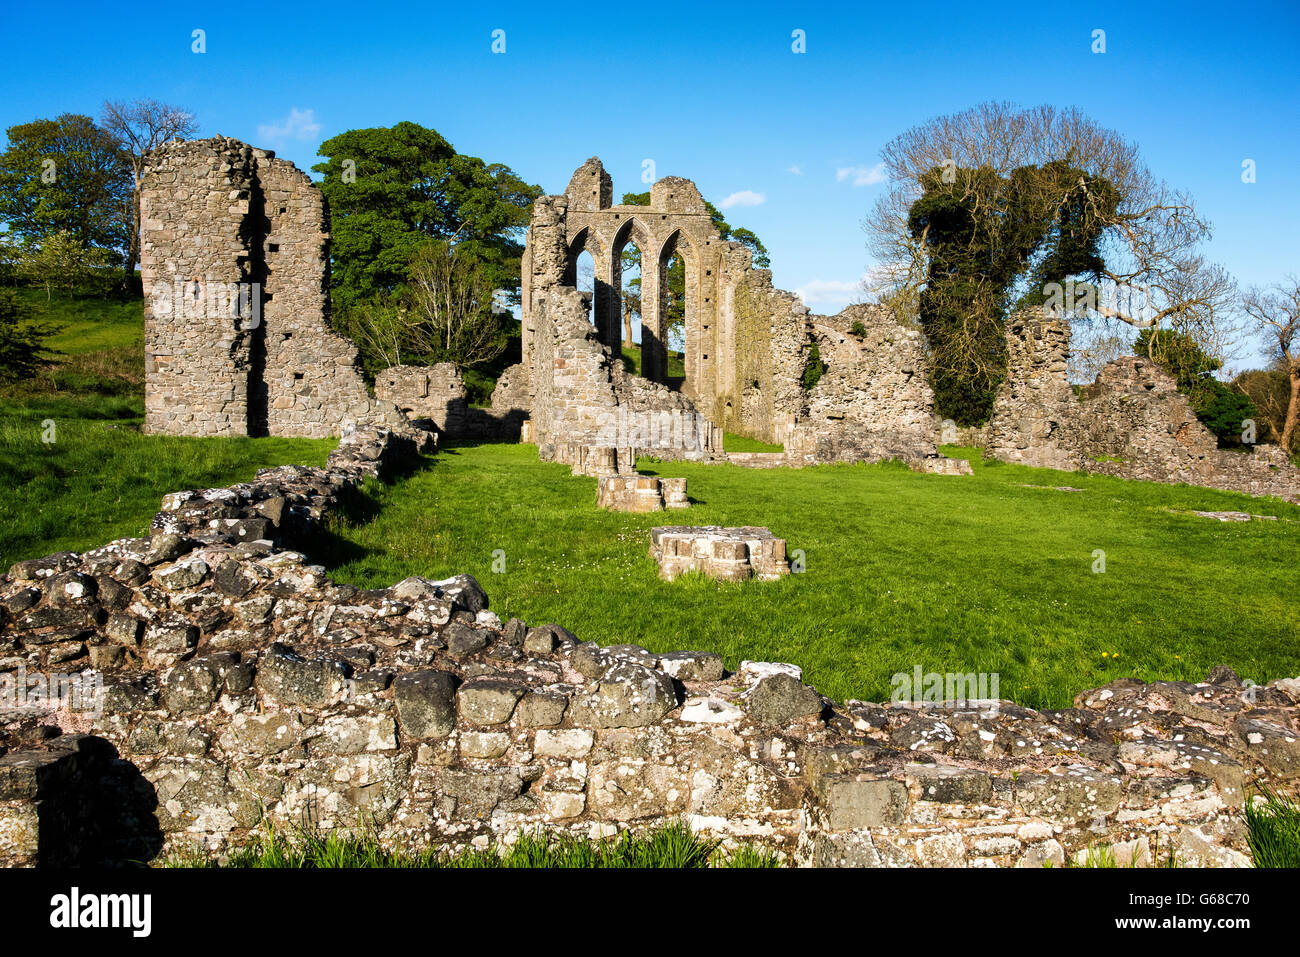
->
[[648, 526, 790, 581], [596, 476, 689, 513]]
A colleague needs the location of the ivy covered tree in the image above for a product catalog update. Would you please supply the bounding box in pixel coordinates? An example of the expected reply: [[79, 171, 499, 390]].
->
[[907, 161, 1117, 423]]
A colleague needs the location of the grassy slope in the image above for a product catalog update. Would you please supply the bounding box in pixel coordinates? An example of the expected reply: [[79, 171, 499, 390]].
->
[[324, 442, 1300, 710], [0, 290, 334, 565], [20, 288, 145, 355]]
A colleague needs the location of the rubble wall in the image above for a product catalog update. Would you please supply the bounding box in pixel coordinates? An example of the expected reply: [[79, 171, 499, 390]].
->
[[986, 313, 1300, 501]]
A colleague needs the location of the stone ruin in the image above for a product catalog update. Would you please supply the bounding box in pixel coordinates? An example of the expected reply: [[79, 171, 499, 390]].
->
[[596, 475, 689, 513], [1, 430, 1297, 868], [137, 140, 1292, 504], [488, 157, 959, 473], [140, 137, 406, 439], [985, 313, 1300, 502], [374, 363, 522, 442], [649, 526, 791, 581]]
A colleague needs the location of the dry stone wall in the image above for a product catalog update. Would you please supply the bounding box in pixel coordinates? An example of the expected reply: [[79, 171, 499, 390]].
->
[[1, 434, 1298, 868], [140, 137, 405, 439], [986, 313, 1300, 501]]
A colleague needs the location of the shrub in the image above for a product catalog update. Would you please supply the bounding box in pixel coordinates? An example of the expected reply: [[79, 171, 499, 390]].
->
[[801, 342, 826, 391]]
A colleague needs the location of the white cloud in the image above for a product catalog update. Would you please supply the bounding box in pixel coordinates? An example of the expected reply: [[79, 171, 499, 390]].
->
[[787, 164, 803, 175], [835, 162, 886, 187], [257, 108, 322, 144], [717, 189, 766, 209], [794, 276, 869, 313]]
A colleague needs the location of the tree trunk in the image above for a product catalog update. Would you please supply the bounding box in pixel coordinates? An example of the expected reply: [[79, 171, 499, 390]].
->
[[623, 299, 633, 347], [1281, 365, 1300, 454]]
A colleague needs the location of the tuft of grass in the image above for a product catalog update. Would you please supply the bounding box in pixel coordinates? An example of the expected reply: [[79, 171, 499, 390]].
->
[[167, 818, 782, 869], [1245, 789, 1300, 868]]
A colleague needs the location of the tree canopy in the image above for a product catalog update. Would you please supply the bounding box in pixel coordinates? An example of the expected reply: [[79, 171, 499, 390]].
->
[[312, 123, 541, 314], [0, 113, 131, 260]]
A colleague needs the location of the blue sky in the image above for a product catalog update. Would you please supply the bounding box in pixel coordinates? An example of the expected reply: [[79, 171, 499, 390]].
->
[[3, 1, 1298, 346]]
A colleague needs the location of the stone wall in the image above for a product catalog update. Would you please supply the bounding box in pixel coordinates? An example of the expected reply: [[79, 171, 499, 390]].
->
[[375, 363, 523, 441], [502, 158, 952, 471], [512, 197, 721, 465], [986, 313, 1300, 501], [140, 137, 405, 439], [2, 432, 1297, 867]]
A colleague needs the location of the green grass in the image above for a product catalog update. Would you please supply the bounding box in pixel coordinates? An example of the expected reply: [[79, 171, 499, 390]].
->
[[620, 344, 685, 381], [322, 442, 1300, 710], [167, 818, 783, 868], [17, 287, 144, 356], [723, 432, 784, 453], [1244, 789, 1300, 867], [0, 363, 333, 567]]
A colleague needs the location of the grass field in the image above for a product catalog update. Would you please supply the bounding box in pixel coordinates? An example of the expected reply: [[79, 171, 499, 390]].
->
[[321, 441, 1300, 710], [0, 290, 333, 565], [4, 289, 1299, 712]]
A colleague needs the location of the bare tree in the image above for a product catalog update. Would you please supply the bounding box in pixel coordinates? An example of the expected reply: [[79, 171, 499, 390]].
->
[[1242, 277, 1300, 452], [405, 239, 505, 368], [100, 99, 197, 278], [864, 102, 1219, 332]]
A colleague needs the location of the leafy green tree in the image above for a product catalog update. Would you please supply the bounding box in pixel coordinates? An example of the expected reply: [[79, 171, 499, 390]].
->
[[0, 114, 130, 260], [0, 288, 61, 382], [312, 123, 540, 315], [405, 239, 510, 368], [17, 230, 115, 300]]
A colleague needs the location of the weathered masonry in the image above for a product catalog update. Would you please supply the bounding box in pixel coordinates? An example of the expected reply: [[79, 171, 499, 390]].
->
[[3, 429, 1295, 867], [497, 158, 952, 471], [985, 313, 1300, 502], [140, 137, 404, 438]]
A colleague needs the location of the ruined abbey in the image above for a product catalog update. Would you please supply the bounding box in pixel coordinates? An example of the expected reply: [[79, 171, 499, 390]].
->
[[3, 138, 1296, 868], [136, 139, 1298, 502]]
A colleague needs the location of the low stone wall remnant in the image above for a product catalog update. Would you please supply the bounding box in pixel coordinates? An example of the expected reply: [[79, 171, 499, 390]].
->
[[648, 526, 790, 581], [1, 433, 1296, 868], [597, 476, 689, 513]]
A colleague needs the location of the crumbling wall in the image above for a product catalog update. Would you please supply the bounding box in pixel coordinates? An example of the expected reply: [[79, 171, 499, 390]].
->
[[501, 158, 949, 470], [714, 255, 808, 444], [1, 433, 1296, 866], [140, 137, 405, 439], [787, 305, 940, 464], [374, 362, 521, 441], [509, 190, 720, 467], [986, 312, 1300, 501]]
